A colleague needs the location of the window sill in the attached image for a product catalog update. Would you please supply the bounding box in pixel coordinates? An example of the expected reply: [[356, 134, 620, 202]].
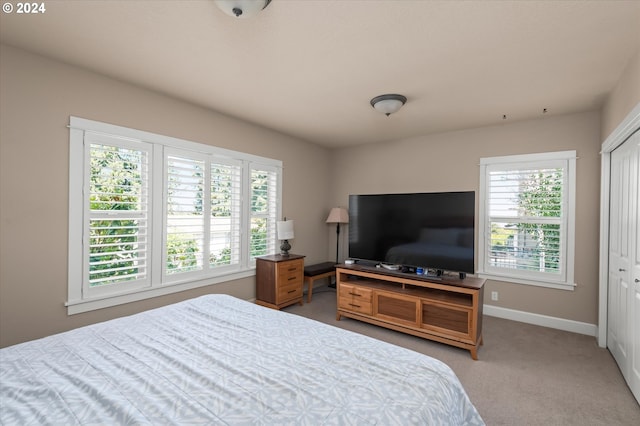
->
[[66, 269, 255, 315], [478, 272, 576, 291]]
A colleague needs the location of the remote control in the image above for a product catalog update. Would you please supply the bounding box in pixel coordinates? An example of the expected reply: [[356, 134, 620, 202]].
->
[[380, 264, 401, 271]]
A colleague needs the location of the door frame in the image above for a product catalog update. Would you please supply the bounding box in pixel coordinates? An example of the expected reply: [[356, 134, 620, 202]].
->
[[598, 102, 640, 347]]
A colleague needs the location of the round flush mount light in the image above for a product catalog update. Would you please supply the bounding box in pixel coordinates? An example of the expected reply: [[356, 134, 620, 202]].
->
[[370, 94, 407, 116], [214, 0, 272, 18]]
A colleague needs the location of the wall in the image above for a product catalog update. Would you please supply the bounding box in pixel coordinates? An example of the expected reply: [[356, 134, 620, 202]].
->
[[0, 44, 331, 348], [329, 111, 602, 325], [2, 41, 634, 347], [602, 49, 640, 140]]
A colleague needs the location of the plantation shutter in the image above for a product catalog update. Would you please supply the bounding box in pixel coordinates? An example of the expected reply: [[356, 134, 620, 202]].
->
[[479, 151, 576, 288], [85, 134, 151, 296], [487, 164, 564, 274], [210, 161, 242, 268], [250, 166, 279, 259], [165, 154, 206, 276], [69, 116, 284, 313]]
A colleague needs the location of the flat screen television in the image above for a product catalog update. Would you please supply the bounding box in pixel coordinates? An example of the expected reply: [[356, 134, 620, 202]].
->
[[348, 191, 475, 275]]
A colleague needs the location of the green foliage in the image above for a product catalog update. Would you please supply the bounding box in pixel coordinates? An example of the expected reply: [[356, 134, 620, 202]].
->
[[89, 219, 139, 284], [249, 171, 272, 257], [166, 234, 200, 273], [490, 224, 511, 248], [250, 218, 267, 257], [90, 145, 141, 211], [251, 172, 269, 214], [211, 165, 233, 217], [89, 145, 143, 286], [210, 247, 232, 266], [518, 170, 562, 218]]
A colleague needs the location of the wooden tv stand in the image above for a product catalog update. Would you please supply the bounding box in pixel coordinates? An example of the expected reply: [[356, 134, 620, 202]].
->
[[336, 265, 485, 360]]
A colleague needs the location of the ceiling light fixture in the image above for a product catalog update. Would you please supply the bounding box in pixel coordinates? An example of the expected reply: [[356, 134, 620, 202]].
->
[[214, 0, 271, 19], [370, 94, 407, 116]]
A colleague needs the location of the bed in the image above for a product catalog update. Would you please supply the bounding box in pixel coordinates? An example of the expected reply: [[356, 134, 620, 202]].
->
[[0, 294, 484, 425]]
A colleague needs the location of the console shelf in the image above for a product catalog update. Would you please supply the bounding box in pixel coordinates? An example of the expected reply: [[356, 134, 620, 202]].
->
[[336, 265, 485, 359]]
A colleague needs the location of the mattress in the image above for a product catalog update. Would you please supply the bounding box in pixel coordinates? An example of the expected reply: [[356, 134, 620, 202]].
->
[[0, 294, 484, 425]]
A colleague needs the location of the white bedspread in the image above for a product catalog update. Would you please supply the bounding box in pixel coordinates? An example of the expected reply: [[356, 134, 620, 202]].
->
[[0, 294, 484, 425]]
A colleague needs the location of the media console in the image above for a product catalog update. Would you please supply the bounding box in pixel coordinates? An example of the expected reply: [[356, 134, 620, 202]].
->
[[336, 264, 485, 359]]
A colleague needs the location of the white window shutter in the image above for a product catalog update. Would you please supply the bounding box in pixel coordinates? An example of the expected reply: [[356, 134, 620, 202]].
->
[[479, 151, 576, 289], [84, 133, 152, 298]]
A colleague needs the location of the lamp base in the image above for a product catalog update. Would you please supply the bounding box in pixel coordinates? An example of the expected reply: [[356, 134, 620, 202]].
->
[[280, 240, 291, 256]]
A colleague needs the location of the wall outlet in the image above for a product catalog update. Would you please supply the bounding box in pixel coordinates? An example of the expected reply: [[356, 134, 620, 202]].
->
[[491, 291, 499, 301]]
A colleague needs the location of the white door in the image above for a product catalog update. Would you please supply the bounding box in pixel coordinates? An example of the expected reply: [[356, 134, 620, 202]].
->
[[608, 129, 640, 403], [629, 131, 640, 402]]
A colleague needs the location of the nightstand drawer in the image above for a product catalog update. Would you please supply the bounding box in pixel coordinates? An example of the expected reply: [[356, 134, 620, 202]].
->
[[278, 282, 303, 303], [276, 259, 304, 281]]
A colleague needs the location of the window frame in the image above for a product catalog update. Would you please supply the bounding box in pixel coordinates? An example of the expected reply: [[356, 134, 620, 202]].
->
[[67, 117, 282, 314], [477, 150, 577, 290]]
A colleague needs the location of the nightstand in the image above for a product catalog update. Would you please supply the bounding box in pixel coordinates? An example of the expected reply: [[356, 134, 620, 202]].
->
[[255, 254, 305, 309]]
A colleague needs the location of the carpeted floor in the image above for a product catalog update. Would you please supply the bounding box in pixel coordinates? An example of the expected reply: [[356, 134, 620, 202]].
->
[[284, 288, 640, 425]]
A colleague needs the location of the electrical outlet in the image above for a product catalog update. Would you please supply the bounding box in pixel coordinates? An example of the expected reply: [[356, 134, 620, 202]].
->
[[491, 291, 499, 301]]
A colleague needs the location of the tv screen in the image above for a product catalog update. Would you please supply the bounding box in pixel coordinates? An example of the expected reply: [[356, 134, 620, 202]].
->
[[348, 191, 475, 274]]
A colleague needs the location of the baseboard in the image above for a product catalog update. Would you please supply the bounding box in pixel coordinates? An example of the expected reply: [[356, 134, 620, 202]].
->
[[484, 304, 597, 337], [252, 292, 598, 337]]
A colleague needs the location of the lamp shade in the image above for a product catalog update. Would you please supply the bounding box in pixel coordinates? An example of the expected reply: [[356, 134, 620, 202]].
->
[[276, 220, 294, 240], [370, 94, 407, 116], [214, 0, 271, 18], [326, 207, 349, 224]]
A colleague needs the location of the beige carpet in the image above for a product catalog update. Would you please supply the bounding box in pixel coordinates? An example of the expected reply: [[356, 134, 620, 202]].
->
[[284, 288, 640, 425]]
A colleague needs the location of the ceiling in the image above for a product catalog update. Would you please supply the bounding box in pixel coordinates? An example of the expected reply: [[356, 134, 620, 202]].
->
[[1, 1, 639, 148]]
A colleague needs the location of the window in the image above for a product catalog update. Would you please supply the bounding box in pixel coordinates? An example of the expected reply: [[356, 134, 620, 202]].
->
[[68, 117, 282, 313], [478, 151, 576, 290], [85, 134, 152, 300], [249, 166, 279, 259], [209, 161, 242, 268], [165, 153, 206, 277]]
